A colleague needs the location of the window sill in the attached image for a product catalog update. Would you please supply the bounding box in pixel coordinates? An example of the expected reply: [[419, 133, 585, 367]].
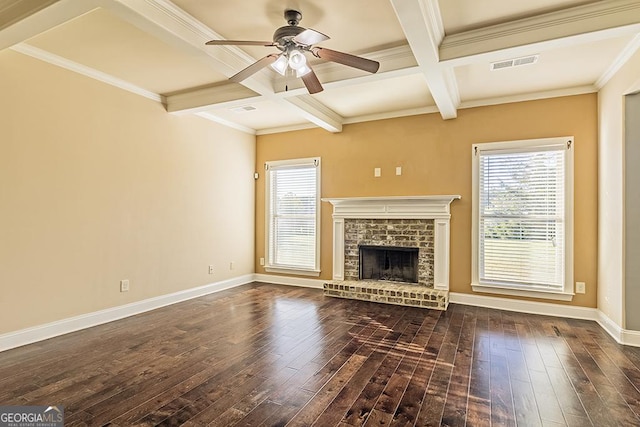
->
[[471, 283, 574, 301], [265, 266, 320, 277]]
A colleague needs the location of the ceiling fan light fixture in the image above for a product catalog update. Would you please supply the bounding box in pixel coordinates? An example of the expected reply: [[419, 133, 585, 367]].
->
[[288, 50, 307, 70], [296, 64, 312, 78], [270, 54, 288, 75]]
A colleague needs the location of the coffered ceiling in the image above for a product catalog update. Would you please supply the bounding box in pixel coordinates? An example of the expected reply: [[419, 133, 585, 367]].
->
[[2, 0, 640, 134]]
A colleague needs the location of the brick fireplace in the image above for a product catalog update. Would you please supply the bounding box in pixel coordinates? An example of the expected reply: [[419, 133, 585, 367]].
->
[[322, 196, 460, 310]]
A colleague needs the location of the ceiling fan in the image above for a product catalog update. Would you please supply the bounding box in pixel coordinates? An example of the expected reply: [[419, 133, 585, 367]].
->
[[205, 9, 380, 94]]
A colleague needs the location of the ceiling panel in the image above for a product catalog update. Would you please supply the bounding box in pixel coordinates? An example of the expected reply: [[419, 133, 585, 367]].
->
[[455, 35, 632, 101], [439, 0, 596, 34], [313, 73, 434, 118], [25, 7, 226, 94], [204, 99, 309, 130]]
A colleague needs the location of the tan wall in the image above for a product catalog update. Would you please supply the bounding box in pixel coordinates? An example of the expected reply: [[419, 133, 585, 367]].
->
[[256, 94, 598, 308], [0, 51, 256, 334]]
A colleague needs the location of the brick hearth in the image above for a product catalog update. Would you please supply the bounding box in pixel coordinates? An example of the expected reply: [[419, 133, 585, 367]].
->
[[324, 280, 448, 310]]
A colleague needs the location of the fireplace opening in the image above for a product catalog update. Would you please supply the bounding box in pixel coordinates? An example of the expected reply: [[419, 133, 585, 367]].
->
[[359, 245, 419, 283]]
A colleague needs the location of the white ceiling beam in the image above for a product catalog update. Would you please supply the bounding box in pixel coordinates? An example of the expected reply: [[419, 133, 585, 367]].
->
[[440, 0, 640, 66], [12, 42, 163, 102], [285, 95, 343, 133], [166, 83, 261, 115], [390, 0, 458, 120], [0, 0, 99, 50]]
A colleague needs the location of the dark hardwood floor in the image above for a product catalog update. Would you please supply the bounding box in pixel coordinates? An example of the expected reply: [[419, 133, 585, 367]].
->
[[2, 282, 640, 426]]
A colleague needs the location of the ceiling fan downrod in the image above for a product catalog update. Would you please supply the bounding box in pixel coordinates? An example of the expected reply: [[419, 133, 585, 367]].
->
[[284, 9, 302, 26]]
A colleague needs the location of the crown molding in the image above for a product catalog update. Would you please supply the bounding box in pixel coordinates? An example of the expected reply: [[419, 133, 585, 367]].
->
[[343, 105, 440, 125], [256, 104, 441, 136], [596, 33, 640, 89], [440, 0, 640, 65], [11, 43, 164, 102], [459, 85, 597, 110], [256, 122, 318, 136], [195, 112, 256, 135]]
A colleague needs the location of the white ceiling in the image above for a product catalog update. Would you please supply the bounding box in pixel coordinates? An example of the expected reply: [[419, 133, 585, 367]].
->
[[2, 0, 640, 135]]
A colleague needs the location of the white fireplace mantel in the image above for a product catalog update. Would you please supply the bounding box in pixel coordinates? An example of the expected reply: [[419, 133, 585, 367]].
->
[[322, 195, 461, 290]]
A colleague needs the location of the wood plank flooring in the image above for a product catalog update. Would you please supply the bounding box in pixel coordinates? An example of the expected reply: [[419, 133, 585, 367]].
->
[[2, 282, 640, 426]]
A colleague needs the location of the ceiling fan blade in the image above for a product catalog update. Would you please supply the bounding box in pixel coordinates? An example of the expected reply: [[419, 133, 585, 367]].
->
[[230, 55, 278, 83], [293, 29, 330, 46], [314, 47, 380, 73], [301, 69, 324, 94], [206, 40, 274, 46]]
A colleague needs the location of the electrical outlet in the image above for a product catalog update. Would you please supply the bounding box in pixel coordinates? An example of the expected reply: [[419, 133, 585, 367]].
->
[[120, 279, 130, 292], [396, 166, 402, 176], [576, 281, 586, 294], [229, 262, 234, 270], [374, 167, 381, 177], [208, 265, 214, 274], [259, 257, 265, 266]]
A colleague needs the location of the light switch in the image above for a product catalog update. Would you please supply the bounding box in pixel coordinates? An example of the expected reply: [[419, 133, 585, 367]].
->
[[396, 167, 402, 176], [374, 168, 381, 177]]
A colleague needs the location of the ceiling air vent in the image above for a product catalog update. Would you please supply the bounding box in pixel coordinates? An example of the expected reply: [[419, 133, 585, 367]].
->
[[230, 105, 257, 113], [490, 55, 539, 71]]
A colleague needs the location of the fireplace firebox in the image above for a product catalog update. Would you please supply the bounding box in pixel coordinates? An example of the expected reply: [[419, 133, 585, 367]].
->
[[359, 245, 419, 284]]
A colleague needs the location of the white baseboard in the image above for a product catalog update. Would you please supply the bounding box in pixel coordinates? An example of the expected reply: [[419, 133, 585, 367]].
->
[[449, 292, 598, 320], [596, 310, 624, 343], [253, 273, 325, 289], [0, 274, 253, 352], [621, 329, 640, 347], [595, 310, 640, 347], [450, 291, 640, 347], [4, 276, 639, 352]]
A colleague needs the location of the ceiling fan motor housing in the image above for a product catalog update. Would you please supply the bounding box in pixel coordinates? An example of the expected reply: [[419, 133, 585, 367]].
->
[[272, 25, 305, 47]]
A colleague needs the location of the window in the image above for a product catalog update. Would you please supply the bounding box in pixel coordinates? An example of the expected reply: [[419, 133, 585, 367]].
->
[[471, 137, 574, 300], [265, 157, 320, 276]]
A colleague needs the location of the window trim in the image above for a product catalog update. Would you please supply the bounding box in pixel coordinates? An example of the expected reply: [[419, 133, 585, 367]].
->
[[471, 137, 574, 301], [264, 157, 321, 277]]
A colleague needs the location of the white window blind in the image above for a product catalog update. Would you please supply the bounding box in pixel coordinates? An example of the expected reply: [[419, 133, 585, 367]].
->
[[472, 137, 573, 298], [266, 158, 320, 274]]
